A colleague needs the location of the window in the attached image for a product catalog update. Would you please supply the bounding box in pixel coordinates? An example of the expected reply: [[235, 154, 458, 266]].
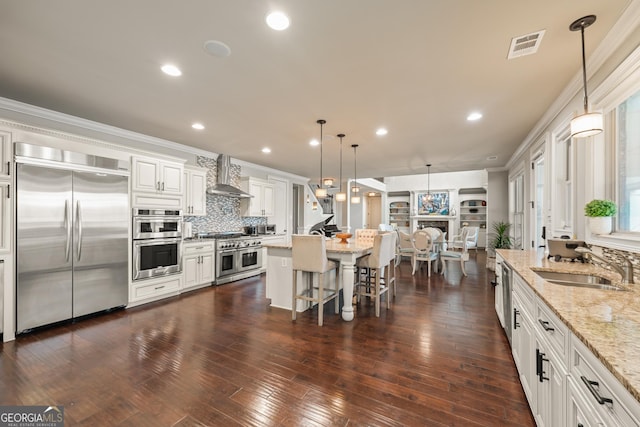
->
[[510, 171, 525, 250], [553, 126, 573, 236], [615, 89, 640, 233]]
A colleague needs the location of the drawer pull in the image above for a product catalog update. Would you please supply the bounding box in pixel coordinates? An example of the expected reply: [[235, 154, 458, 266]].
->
[[580, 376, 613, 405], [538, 319, 555, 332], [154, 285, 166, 290]]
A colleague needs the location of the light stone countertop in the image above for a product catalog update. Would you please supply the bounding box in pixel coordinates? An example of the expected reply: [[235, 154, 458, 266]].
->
[[264, 238, 373, 254], [498, 249, 640, 403]]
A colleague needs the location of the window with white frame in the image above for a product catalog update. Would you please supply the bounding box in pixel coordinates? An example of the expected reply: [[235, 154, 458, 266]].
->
[[553, 126, 573, 236], [615, 88, 640, 233], [510, 171, 525, 250]]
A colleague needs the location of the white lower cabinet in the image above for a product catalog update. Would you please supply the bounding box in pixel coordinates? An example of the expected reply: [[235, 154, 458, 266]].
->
[[130, 275, 182, 306], [183, 241, 215, 291], [568, 376, 606, 427], [570, 334, 640, 426], [510, 270, 640, 427], [512, 290, 535, 408], [534, 333, 567, 427], [494, 254, 504, 327]]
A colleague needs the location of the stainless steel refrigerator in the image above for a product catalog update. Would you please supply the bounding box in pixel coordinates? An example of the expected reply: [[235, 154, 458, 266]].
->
[[16, 143, 129, 333]]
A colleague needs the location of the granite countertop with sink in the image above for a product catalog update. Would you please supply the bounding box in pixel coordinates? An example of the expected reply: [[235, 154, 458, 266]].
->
[[498, 249, 640, 403]]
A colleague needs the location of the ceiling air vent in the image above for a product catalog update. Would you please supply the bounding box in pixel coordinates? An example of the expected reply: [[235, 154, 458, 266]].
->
[[507, 29, 545, 59]]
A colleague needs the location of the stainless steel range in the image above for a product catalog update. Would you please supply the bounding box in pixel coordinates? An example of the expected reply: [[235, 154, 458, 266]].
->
[[197, 232, 262, 285]]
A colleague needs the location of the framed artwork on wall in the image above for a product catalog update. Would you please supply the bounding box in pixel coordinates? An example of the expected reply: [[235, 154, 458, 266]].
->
[[417, 191, 449, 215]]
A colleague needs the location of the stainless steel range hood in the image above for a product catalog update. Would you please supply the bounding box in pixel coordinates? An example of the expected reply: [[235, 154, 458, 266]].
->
[[206, 154, 253, 198]]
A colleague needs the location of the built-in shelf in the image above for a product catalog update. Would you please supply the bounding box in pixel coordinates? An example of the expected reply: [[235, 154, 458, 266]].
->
[[458, 189, 487, 248], [389, 201, 410, 232]]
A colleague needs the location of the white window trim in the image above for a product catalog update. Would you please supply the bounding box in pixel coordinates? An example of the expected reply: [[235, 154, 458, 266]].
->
[[586, 44, 640, 251]]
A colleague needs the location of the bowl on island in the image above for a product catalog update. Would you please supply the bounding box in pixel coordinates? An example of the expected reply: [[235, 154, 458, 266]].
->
[[335, 233, 352, 244]]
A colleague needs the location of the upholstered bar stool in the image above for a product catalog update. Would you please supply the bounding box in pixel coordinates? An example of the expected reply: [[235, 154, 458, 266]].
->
[[355, 232, 394, 317], [291, 235, 340, 326]]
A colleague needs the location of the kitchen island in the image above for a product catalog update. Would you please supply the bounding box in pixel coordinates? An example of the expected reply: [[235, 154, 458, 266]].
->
[[498, 249, 640, 423], [264, 239, 373, 321]]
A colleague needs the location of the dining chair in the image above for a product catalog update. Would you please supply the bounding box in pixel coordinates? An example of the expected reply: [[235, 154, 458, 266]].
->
[[411, 230, 439, 276], [355, 232, 394, 317], [452, 226, 479, 251], [396, 230, 415, 264], [291, 235, 340, 326], [440, 228, 470, 276]]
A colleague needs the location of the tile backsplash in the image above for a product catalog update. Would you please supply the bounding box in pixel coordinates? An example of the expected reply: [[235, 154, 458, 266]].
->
[[184, 155, 266, 234], [590, 244, 640, 284]]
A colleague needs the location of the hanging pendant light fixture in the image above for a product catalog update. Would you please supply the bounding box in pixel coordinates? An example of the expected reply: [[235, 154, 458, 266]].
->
[[335, 134, 347, 202], [315, 119, 328, 198], [351, 144, 361, 204], [569, 15, 603, 138], [426, 163, 433, 201]]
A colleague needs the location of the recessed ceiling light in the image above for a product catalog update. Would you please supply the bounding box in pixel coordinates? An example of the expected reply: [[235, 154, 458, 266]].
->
[[376, 128, 388, 136], [203, 40, 231, 57], [266, 11, 290, 30], [467, 112, 483, 121], [192, 123, 205, 130], [309, 139, 319, 146], [262, 147, 271, 154], [161, 64, 182, 77]]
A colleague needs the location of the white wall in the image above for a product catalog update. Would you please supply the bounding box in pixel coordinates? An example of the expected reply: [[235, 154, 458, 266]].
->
[[385, 169, 487, 193]]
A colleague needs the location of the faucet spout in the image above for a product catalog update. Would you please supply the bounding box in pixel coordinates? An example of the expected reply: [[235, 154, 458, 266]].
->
[[575, 247, 634, 284]]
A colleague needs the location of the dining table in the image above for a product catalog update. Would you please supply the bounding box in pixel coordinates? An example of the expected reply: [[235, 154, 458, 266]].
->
[[263, 237, 373, 321]]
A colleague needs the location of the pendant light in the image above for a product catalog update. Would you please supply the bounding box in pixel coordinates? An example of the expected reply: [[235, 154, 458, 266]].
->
[[351, 144, 360, 204], [335, 134, 347, 202], [426, 163, 433, 201], [315, 119, 328, 198], [569, 15, 603, 138]]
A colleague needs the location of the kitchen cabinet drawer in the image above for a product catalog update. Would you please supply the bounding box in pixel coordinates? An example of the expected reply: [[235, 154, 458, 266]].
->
[[131, 276, 181, 303], [535, 299, 569, 365], [513, 272, 535, 316], [570, 335, 640, 426], [183, 241, 215, 255]]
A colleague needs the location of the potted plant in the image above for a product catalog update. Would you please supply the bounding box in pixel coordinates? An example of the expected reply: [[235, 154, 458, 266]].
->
[[584, 199, 617, 235], [486, 221, 513, 270]]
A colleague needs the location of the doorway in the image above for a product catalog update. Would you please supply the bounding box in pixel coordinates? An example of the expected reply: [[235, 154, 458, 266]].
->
[[366, 195, 382, 229], [532, 153, 545, 250]]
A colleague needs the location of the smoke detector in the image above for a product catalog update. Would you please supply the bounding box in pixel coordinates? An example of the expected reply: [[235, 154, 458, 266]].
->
[[507, 29, 545, 59]]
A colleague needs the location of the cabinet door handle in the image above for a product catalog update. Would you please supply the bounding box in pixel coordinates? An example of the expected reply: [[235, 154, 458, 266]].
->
[[538, 319, 555, 332], [6, 161, 9, 176], [536, 349, 549, 382], [157, 181, 161, 191], [513, 308, 520, 329], [6, 184, 9, 199], [162, 182, 165, 191], [580, 376, 613, 405]]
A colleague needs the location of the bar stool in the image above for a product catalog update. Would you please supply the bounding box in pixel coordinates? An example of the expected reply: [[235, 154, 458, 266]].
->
[[291, 235, 340, 326], [355, 232, 394, 317]]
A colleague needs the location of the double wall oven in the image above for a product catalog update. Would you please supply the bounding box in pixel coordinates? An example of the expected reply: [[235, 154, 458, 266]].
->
[[132, 209, 182, 280]]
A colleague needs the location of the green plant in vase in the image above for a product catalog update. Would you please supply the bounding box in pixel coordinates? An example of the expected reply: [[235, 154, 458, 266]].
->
[[584, 199, 617, 235]]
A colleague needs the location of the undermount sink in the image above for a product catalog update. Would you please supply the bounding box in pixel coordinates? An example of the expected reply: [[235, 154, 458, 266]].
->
[[533, 270, 625, 291]]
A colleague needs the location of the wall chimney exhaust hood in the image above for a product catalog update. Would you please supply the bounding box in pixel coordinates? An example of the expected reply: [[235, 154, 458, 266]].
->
[[206, 154, 253, 198]]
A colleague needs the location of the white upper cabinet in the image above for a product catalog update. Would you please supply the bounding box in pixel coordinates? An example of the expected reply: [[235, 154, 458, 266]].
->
[[132, 156, 183, 195], [0, 131, 11, 180], [241, 177, 274, 217], [184, 166, 207, 216]]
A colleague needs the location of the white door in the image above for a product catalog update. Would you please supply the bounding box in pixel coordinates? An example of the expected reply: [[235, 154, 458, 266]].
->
[[532, 153, 546, 250], [366, 196, 382, 228]]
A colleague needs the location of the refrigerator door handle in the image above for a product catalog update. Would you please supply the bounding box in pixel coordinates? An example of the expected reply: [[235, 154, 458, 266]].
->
[[76, 200, 83, 261], [65, 199, 72, 262]]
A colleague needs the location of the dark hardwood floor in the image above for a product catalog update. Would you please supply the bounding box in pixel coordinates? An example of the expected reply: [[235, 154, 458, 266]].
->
[[0, 251, 535, 426]]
